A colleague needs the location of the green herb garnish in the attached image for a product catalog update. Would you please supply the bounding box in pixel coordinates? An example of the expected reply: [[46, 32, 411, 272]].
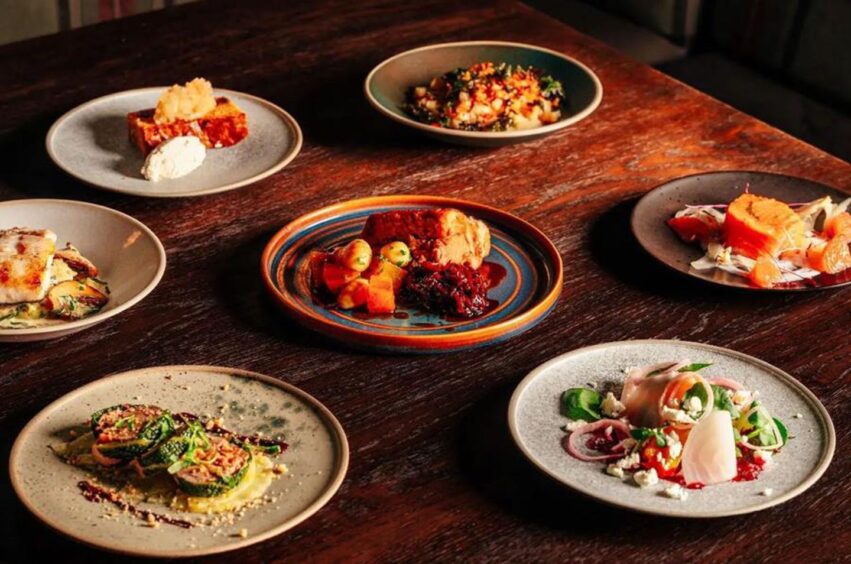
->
[[711, 384, 739, 417], [631, 427, 667, 447]]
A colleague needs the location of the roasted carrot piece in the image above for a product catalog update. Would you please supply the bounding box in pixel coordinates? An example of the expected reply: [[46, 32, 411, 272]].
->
[[748, 256, 783, 288], [366, 258, 408, 292], [807, 237, 851, 274], [367, 275, 395, 314], [337, 278, 369, 310], [824, 212, 851, 240], [723, 194, 805, 259], [322, 262, 361, 294]]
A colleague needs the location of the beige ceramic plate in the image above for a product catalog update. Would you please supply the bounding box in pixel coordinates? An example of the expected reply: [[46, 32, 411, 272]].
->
[[10, 366, 349, 558], [0, 199, 166, 342], [365, 41, 603, 147], [46, 88, 302, 198], [508, 340, 835, 518]]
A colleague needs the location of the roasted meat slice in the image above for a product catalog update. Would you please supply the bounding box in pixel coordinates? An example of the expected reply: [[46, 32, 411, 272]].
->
[[360, 208, 491, 268]]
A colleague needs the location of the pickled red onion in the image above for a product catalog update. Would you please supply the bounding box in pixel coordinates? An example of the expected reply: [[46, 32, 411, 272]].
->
[[563, 419, 631, 462], [709, 377, 744, 391]]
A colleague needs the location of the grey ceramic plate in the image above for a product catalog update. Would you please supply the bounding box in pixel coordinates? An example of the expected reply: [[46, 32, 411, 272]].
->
[[0, 199, 165, 342], [632, 171, 851, 291], [10, 366, 349, 557], [46, 88, 302, 198], [365, 41, 602, 147], [508, 340, 835, 518]]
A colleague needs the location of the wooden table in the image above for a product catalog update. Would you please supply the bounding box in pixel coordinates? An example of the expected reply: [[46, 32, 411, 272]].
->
[[1, 0, 849, 561]]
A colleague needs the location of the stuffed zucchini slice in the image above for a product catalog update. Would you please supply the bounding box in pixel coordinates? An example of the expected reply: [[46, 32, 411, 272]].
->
[[168, 427, 252, 498], [136, 419, 195, 475], [90, 404, 175, 464]]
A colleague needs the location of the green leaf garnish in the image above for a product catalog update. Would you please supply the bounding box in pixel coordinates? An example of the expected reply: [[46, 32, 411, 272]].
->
[[678, 363, 712, 373], [631, 427, 667, 447], [561, 388, 602, 421]]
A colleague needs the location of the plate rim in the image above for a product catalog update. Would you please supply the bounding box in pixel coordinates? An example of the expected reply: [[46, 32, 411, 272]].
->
[[507, 339, 836, 518], [45, 87, 303, 198], [630, 170, 851, 292], [8, 364, 350, 558], [260, 195, 564, 352], [0, 198, 166, 338], [364, 40, 604, 140]]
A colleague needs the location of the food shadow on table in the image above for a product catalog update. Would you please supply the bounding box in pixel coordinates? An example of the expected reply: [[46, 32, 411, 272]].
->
[[454, 378, 789, 539], [0, 115, 101, 201], [214, 228, 378, 356], [285, 69, 473, 153], [0, 413, 126, 563]]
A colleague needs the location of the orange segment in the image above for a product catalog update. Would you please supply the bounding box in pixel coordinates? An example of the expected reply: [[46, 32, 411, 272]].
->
[[807, 237, 851, 274], [824, 212, 851, 240], [748, 256, 783, 288], [667, 216, 719, 244], [723, 194, 805, 259]]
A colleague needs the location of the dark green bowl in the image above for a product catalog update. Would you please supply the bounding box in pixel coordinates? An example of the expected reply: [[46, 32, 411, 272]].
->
[[365, 41, 603, 147]]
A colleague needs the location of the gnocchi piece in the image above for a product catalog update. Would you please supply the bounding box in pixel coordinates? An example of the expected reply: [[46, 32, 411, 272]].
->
[[337, 278, 369, 310], [336, 239, 373, 272], [379, 241, 412, 268]]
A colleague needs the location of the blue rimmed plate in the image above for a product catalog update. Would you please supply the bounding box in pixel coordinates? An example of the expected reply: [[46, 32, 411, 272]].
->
[[261, 196, 563, 353]]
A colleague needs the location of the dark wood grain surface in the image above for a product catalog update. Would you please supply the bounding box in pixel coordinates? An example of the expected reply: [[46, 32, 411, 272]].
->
[[1, 0, 849, 562]]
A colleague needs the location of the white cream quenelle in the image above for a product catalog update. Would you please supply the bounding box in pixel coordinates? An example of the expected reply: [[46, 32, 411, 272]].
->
[[141, 136, 206, 182]]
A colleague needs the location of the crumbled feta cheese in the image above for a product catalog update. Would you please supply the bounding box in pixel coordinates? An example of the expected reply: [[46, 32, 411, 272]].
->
[[754, 450, 773, 464], [606, 465, 625, 479], [565, 419, 589, 432], [620, 438, 637, 451], [761, 488, 773, 497], [613, 452, 641, 470], [794, 413, 803, 419], [634, 468, 658, 488], [601, 392, 626, 418], [684, 395, 703, 417], [660, 405, 695, 424], [666, 432, 682, 459], [664, 484, 688, 501]]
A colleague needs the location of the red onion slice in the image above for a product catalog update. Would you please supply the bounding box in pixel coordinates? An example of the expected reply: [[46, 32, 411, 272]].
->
[[709, 377, 744, 391], [563, 419, 632, 462]]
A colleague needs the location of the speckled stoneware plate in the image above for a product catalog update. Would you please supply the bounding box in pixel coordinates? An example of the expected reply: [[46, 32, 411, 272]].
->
[[365, 41, 602, 147], [261, 195, 563, 353], [9, 366, 349, 557], [46, 88, 302, 198], [0, 199, 165, 342], [632, 171, 851, 291], [508, 340, 835, 518]]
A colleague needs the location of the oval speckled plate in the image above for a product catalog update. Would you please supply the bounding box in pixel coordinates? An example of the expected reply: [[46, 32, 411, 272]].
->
[[9, 366, 348, 557], [46, 88, 302, 198], [632, 171, 851, 291], [261, 195, 563, 353], [508, 340, 835, 518]]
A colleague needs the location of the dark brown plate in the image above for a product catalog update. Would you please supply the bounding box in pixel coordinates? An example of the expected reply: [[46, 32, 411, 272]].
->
[[631, 171, 851, 291]]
